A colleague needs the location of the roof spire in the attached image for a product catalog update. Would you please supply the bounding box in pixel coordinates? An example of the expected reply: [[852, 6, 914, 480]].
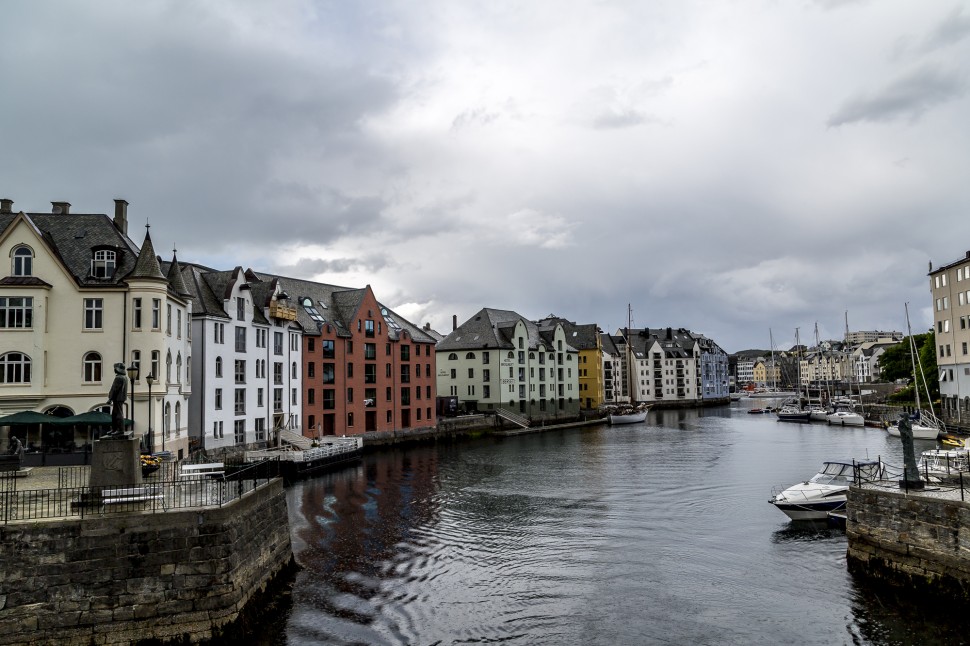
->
[[167, 245, 191, 296], [129, 227, 166, 280]]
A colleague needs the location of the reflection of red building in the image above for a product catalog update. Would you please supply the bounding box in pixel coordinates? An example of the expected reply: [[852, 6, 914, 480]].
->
[[291, 447, 442, 591], [267, 278, 437, 438]]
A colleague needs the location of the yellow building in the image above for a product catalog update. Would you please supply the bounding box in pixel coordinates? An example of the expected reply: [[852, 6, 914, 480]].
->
[[537, 317, 604, 409]]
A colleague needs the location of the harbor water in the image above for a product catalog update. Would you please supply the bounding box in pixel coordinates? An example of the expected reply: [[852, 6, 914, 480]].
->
[[257, 401, 965, 645]]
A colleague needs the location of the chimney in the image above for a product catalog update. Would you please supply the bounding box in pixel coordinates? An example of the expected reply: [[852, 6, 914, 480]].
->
[[113, 199, 129, 235], [0, 198, 12, 214], [51, 201, 71, 214], [453, 314, 458, 331]]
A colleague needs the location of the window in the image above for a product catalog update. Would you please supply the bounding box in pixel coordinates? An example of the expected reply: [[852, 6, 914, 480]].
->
[[166, 303, 172, 334], [274, 332, 284, 355], [450, 368, 456, 379], [82, 352, 102, 382], [215, 357, 223, 378], [176, 355, 182, 384], [235, 327, 247, 352], [401, 387, 411, 405], [131, 350, 141, 378], [214, 322, 225, 344], [215, 388, 223, 410], [177, 310, 182, 338], [235, 359, 246, 384], [174, 402, 181, 438], [307, 389, 315, 405], [466, 352, 475, 360], [323, 389, 336, 410], [449, 353, 458, 360], [132, 298, 142, 328], [151, 351, 160, 381], [12, 246, 33, 276], [255, 328, 267, 348], [0, 352, 31, 383], [258, 388, 264, 407], [292, 388, 297, 406], [402, 365, 411, 383], [213, 421, 224, 438], [307, 362, 315, 379], [234, 420, 245, 443], [235, 388, 246, 415], [483, 369, 490, 382], [347, 387, 353, 403], [152, 299, 161, 329], [322, 340, 335, 359], [483, 385, 491, 398], [365, 364, 377, 383], [365, 319, 375, 337], [348, 412, 354, 427], [348, 363, 354, 378], [482, 351, 490, 364], [0, 296, 32, 328], [401, 345, 410, 361], [365, 343, 376, 360], [83, 298, 103, 330], [255, 418, 266, 442], [274, 362, 283, 385], [322, 363, 335, 384], [91, 249, 116, 278], [236, 296, 246, 321], [166, 351, 172, 382]]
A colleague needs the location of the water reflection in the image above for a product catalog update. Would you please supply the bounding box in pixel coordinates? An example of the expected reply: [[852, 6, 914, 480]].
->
[[251, 405, 967, 645]]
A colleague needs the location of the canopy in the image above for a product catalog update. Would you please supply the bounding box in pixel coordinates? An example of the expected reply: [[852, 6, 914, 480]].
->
[[51, 411, 113, 426], [0, 411, 53, 425]]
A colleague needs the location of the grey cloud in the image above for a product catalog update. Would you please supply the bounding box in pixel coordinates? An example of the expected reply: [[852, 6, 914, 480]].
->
[[277, 256, 392, 278], [827, 65, 966, 126], [812, 0, 869, 9], [920, 6, 970, 53]]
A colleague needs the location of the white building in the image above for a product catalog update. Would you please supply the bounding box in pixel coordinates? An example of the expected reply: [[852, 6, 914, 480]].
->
[[182, 265, 302, 455]]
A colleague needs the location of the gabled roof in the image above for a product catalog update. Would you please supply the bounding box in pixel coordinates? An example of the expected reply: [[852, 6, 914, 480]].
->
[[438, 307, 579, 353], [1, 210, 139, 288]]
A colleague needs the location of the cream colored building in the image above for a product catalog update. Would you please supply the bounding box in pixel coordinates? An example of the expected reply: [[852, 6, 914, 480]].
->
[[930, 251, 970, 421], [0, 198, 191, 460]]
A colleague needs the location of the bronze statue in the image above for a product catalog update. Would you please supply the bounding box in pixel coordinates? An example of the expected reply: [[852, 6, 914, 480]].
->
[[897, 412, 924, 490], [104, 362, 129, 439]]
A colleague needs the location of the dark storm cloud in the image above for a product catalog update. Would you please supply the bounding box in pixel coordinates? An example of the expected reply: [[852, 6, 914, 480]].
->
[[827, 65, 966, 126]]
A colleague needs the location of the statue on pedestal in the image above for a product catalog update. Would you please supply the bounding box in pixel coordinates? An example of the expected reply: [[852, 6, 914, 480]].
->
[[104, 363, 129, 439], [897, 412, 925, 490]]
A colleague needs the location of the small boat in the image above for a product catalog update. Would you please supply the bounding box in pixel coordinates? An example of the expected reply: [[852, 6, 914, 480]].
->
[[886, 409, 944, 440], [941, 434, 966, 448], [917, 448, 970, 481], [776, 403, 811, 423], [825, 406, 864, 427], [769, 459, 887, 521], [609, 410, 648, 425], [748, 407, 776, 414]]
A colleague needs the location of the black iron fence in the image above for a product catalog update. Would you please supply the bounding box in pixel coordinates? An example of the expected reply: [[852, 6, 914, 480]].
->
[[1, 459, 280, 524]]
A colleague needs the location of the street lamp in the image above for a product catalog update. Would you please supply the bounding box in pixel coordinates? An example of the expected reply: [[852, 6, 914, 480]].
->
[[126, 362, 139, 444], [146, 373, 157, 453]]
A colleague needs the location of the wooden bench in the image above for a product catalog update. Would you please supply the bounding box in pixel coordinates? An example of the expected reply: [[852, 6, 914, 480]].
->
[[179, 463, 225, 480], [101, 486, 163, 509]]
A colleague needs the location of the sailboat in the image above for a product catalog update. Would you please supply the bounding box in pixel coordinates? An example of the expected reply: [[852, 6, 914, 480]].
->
[[777, 328, 811, 422], [806, 323, 830, 421], [826, 313, 864, 427], [751, 329, 795, 398], [887, 303, 944, 440]]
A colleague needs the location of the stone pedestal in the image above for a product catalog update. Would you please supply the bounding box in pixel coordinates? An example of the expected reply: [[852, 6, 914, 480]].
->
[[90, 437, 142, 488]]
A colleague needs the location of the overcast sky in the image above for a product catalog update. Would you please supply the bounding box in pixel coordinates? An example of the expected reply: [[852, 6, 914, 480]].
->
[[3, 1, 969, 353]]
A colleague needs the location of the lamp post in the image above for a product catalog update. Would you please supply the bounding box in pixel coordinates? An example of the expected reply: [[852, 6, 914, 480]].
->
[[126, 362, 139, 446], [147, 373, 157, 453]]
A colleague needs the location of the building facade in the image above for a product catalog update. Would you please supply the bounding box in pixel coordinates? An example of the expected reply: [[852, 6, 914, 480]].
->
[[436, 308, 581, 420], [0, 198, 191, 459], [929, 251, 970, 421]]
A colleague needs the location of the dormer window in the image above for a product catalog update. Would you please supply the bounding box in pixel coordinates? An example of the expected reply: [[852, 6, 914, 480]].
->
[[91, 249, 116, 278], [12, 246, 33, 276]]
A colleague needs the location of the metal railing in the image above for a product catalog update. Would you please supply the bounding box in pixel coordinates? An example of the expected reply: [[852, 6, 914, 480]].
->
[[1, 459, 280, 524]]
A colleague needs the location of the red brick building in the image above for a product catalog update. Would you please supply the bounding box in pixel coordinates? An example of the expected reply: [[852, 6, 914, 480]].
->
[[268, 278, 437, 437]]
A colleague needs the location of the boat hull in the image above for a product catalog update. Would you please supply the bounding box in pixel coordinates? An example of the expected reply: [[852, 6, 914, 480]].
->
[[887, 424, 940, 440], [770, 498, 845, 521], [609, 412, 647, 425], [826, 412, 864, 426]]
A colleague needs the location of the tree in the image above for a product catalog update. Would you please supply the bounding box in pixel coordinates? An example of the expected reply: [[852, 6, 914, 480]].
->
[[885, 332, 938, 405]]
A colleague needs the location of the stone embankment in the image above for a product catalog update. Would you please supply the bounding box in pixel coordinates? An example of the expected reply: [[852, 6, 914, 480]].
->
[[0, 479, 293, 645], [846, 484, 970, 603]]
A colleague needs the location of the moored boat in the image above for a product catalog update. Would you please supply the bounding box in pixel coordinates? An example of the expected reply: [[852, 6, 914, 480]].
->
[[609, 410, 648, 425], [886, 409, 944, 440], [776, 403, 811, 423], [769, 458, 887, 521]]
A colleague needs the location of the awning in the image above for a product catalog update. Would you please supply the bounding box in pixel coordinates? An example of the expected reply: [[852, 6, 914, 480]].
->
[[0, 411, 53, 425], [51, 411, 114, 426]]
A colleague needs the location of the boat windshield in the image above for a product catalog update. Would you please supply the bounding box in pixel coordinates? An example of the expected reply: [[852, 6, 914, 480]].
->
[[809, 461, 882, 485]]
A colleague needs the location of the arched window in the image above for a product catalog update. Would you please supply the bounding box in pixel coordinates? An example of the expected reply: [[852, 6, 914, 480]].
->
[[448, 353, 458, 360], [175, 402, 181, 437], [507, 351, 514, 359], [166, 351, 172, 382], [215, 356, 223, 378], [465, 352, 476, 360], [164, 402, 171, 439], [0, 352, 31, 383], [82, 352, 102, 382], [11, 246, 33, 276], [176, 354, 182, 384], [292, 361, 297, 379], [186, 356, 191, 387], [91, 249, 116, 278]]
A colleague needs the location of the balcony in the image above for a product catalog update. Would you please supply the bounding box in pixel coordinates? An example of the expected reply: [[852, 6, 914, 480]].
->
[[269, 302, 298, 321]]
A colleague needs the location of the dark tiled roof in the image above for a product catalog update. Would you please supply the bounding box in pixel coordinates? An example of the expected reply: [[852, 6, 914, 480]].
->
[[1, 211, 139, 287], [0, 276, 52, 287], [127, 230, 166, 281], [439, 307, 573, 352]]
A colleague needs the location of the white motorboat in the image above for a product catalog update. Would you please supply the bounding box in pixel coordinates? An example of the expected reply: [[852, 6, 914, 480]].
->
[[769, 459, 886, 521], [806, 404, 829, 422], [917, 449, 970, 481], [887, 409, 944, 440], [826, 406, 864, 427], [609, 411, 648, 425]]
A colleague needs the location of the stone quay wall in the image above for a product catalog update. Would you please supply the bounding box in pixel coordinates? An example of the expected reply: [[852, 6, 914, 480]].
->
[[846, 485, 970, 602], [0, 479, 293, 645]]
